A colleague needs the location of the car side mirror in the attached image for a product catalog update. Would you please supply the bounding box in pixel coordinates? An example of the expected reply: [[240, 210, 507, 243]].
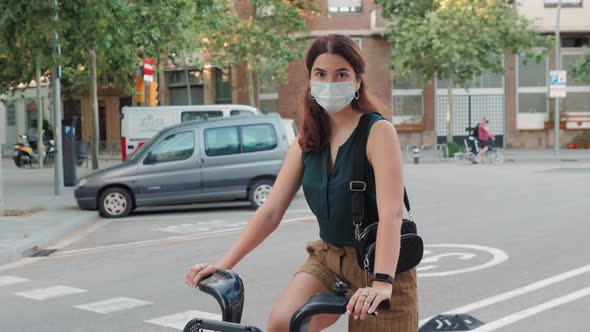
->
[[144, 152, 156, 165]]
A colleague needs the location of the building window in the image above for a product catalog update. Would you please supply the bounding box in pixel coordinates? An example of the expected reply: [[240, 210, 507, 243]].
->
[[168, 70, 204, 105], [562, 48, 590, 114], [392, 71, 424, 124], [328, 0, 361, 13], [215, 68, 232, 104], [518, 54, 548, 114], [6, 104, 15, 126], [518, 93, 547, 113], [544, 0, 582, 8]]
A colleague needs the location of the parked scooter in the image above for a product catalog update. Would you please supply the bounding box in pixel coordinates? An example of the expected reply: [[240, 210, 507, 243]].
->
[[12, 134, 55, 167]]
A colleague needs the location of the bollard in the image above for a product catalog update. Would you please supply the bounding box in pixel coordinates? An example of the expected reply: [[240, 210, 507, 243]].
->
[[413, 148, 420, 164]]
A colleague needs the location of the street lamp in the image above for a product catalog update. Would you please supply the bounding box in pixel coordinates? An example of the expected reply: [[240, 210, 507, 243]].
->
[[554, 0, 562, 156]]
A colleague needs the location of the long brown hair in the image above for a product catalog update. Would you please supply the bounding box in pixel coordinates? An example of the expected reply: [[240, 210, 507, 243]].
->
[[298, 34, 383, 153]]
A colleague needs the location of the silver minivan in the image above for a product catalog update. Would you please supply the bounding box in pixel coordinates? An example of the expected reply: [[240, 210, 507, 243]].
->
[[75, 114, 289, 218]]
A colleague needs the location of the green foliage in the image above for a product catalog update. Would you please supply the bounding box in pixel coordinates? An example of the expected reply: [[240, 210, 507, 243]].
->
[[0, 1, 58, 93], [376, 0, 551, 86], [445, 141, 464, 157], [572, 131, 590, 144], [196, 0, 319, 81], [569, 51, 590, 83]]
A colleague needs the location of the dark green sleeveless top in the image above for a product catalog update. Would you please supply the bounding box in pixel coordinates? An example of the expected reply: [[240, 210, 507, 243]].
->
[[302, 113, 385, 246]]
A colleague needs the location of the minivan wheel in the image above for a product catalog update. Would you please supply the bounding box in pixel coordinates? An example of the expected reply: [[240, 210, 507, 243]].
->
[[99, 187, 133, 218], [248, 179, 274, 209]]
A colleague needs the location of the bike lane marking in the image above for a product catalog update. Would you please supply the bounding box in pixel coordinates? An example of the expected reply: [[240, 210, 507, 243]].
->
[[145, 310, 221, 330], [0, 275, 30, 287], [74, 297, 153, 314], [419, 263, 590, 326], [472, 286, 590, 331], [48, 215, 316, 259], [418, 244, 508, 277], [15, 285, 88, 300]]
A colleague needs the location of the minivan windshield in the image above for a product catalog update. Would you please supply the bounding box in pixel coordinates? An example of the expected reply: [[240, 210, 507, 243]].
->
[[126, 134, 160, 163]]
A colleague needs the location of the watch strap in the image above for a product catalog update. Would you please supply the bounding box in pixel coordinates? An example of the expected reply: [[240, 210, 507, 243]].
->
[[373, 273, 394, 285]]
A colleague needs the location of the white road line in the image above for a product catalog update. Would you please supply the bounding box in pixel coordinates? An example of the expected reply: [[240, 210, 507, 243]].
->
[[129, 209, 312, 221], [145, 310, 221, 330], [0, 276, 30, 287], [55, 215, 314, 256], [74, 297, 152, 314], [419, 263, 590, 326], [15, 286, 87, 300], [0, 257, 43, 272], [472, 286, 590, 331]]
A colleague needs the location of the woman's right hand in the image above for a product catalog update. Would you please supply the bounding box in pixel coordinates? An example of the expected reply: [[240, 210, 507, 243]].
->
[[184, 263, 217, 288]]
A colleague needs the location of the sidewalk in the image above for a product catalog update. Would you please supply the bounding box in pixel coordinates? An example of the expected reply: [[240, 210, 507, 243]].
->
[[407, 148, 590, 163], [0, 157, 119, 265]]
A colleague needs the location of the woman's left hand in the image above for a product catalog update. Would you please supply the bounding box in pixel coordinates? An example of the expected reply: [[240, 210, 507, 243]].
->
[[346, 283, 392, 320]]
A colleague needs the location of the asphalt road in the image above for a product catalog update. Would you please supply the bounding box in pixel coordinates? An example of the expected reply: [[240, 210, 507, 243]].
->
[[1, 161, 589, 332]]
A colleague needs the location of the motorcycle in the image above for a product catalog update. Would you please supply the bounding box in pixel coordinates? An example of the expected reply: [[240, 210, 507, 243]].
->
[[12, 134, 55, 168]]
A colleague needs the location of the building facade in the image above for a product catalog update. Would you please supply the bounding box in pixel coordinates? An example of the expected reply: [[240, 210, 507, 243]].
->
[[2, 0, 589, 153], [262, 0, 590, 149]]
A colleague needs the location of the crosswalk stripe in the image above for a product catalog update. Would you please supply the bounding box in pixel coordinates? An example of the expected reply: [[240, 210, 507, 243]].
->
[[0, 276, 30, 287], [15, 286, 87, 300], [145, 310, 222, 330], [74, 297, 152, 314]]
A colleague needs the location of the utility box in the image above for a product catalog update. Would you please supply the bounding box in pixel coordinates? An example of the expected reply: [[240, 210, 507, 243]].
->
[[62, 116, 78, 186]]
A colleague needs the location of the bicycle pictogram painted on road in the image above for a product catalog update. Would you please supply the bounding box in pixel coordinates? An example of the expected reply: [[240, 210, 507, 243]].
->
[[418, 244, 508, 277]]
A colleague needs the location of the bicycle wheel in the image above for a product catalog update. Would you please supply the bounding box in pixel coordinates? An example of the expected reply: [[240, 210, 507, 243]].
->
[[463, 152, 476, 164], [491, 151, 504, 165]]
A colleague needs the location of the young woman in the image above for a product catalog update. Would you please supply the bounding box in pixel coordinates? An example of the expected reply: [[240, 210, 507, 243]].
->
[[185, 34, 418, 331]]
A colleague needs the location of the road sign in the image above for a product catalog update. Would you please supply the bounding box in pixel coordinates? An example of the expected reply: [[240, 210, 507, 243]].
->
[[549, 70, 567, 98], [143, 58, 156, 82], [419, 314, 484, 331]]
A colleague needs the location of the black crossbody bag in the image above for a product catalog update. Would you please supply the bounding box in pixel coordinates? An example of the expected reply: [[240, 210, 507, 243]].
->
[[350, 113, 424, 275]]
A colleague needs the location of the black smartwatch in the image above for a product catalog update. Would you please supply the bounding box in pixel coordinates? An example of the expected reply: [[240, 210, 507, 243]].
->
[[373, 273, 394, 285]]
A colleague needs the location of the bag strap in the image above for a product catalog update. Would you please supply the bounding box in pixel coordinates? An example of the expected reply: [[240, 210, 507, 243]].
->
[[350, 112, 413, 229]]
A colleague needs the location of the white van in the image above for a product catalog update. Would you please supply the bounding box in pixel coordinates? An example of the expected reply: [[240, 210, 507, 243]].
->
[[120, 104, 260, 160]]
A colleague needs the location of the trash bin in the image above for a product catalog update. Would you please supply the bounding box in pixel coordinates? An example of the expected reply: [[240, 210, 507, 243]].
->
[[62, 116, 78, 186], [76, 142, 89, 167]]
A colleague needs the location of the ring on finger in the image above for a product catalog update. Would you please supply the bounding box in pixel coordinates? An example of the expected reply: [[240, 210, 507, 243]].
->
[[361, 292, 369, 297], [364, 302, 370, 307]]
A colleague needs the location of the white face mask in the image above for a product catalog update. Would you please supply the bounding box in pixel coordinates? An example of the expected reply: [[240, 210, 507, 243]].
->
[[310, 81, 356, 113]]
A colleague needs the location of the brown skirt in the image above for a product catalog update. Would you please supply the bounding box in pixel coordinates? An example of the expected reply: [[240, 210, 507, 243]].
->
[[296, 240, 418, 332]]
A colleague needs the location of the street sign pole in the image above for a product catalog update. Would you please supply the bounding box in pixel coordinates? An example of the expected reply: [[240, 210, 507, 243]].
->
[[554, 0, 562, 156], [53, 0, 64, 195]]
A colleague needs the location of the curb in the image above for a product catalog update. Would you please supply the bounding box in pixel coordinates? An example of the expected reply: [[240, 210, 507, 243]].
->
[[0, 211, 99, 266]]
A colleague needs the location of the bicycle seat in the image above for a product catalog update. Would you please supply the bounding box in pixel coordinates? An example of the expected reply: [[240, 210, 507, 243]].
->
[[198, 269, 245, 323]]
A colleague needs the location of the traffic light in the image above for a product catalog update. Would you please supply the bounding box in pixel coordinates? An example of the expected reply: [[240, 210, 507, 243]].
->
[[148, 82, 159, 106], [135, 76, 144, 104]]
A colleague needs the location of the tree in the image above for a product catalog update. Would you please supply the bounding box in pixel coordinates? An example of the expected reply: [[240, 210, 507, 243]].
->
[[0, 1, 59, 168], [377, 0, 550, 142], [570, 52, 590, 83], [194, 0, 319, 106], [59, 0, 195, 169]]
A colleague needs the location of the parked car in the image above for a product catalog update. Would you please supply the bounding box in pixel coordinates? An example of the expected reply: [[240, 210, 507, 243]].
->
[[75, 113, 289, 218], [120, 104, 260, 161]]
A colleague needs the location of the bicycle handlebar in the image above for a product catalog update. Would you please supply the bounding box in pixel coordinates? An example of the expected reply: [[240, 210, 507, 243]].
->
[[185, 270, 391, 332]]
